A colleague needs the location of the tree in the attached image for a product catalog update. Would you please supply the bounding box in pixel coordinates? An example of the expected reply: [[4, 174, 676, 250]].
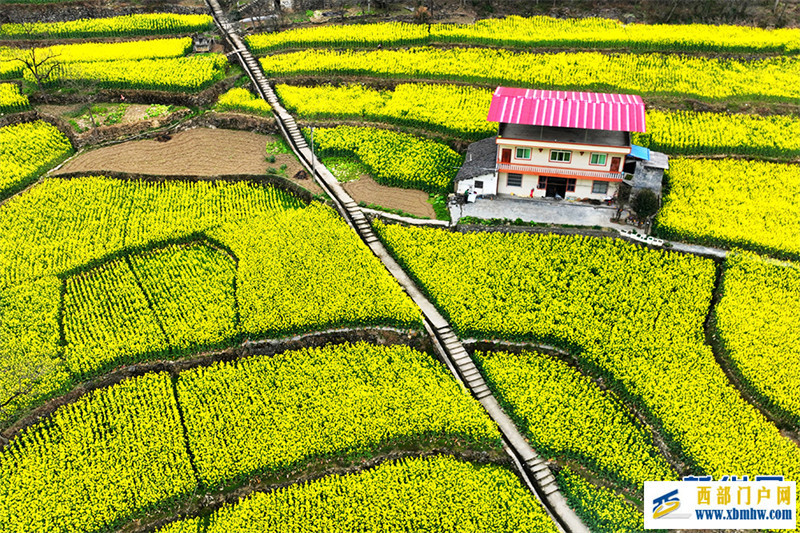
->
[[632, 189, 660, 220], [10, 48, 61, 90], [2, 26, 61, 90]]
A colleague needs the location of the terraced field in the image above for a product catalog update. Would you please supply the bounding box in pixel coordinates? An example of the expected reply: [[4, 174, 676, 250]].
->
[[1, 8, 799, 533]]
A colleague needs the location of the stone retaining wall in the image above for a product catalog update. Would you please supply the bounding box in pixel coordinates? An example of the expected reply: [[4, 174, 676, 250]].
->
[[0, 109, 78, 147], [1, 3, 208, 24], [72, 108, 194, 148], [455, 222, 613, 238], [30, 75, 238, 108]]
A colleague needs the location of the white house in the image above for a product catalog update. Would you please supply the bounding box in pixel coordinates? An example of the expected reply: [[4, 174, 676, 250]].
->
[[456, 88, 666, 202]]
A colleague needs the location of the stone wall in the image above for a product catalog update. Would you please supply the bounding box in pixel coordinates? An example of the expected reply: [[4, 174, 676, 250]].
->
[[2, 105, 277, 154], [29, 75, 238, 109], [70, 110, 278, 149], [186, 110, 277, 134], [0, 3, 209, 24], [0, 109, 78, 147], [631, 164, 665, 196], [455, 222, 613, 239], [71, 109, 194, 148]]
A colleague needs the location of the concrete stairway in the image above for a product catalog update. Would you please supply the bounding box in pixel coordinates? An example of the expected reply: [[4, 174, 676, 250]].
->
[[205, 4, 590, 531]]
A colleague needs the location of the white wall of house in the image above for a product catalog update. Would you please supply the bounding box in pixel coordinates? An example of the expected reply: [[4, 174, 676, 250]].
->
[[497, 172, 620, 199], [497, 172, 540, 197], [573, 180, 619, 199], [496, 139, 629, 172], [456, 172, 497, 195]]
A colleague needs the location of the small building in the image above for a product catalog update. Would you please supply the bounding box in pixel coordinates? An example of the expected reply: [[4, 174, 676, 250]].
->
[[192, 34, 214, 53], [455, 136, 498, 199], [624, 144, 669, 197], [456, 88, 667, 203]]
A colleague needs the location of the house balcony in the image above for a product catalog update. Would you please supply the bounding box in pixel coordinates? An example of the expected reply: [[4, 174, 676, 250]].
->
[[497, 162, 625, 181]]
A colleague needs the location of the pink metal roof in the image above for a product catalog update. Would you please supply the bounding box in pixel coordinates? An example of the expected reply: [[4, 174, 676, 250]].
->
[[487, 88, 647, 133]]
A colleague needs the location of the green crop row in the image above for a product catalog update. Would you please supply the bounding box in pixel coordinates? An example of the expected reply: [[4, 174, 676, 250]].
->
[[157, 455, 559, 533], [475, 350, 675, 488], [0, 276, 68, 430], [0, 83, 29, 114], [0, 343, 501, 533], [246, 16, 800, 55], [63, 242, 237, 376], [556, 466, 651, 533], [0, 120, 73, 200], [206, 205, 422, 338], [714, 253, 800, 425], [31, 55, 228, 92], [656, 158, 800, 258], [0, 38, 227, 93], [178, 343, 501, 488], [131, 243, 238, 355], [0, 37, 193, 75], [373, 223, 800, 482], [64, 254, 169, 375], [0, 372, 196, 533], [275, 82, 800, 159], [0, 177, 421, 424], [633, 109, 800, 159], [276, 83, 494, 140], [216, 87, 273, 116], [0, 14, 214, 39], [0, 177, 301, 287], [308, 125, 462, 194], [261, 48, 800, 104]]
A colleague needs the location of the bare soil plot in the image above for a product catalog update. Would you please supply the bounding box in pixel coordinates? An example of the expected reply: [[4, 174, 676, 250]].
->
[[343, 176, 436, 219], [56, 128, 292, 177], [37, 104, 82, 117], [41, 103, 182, 133]]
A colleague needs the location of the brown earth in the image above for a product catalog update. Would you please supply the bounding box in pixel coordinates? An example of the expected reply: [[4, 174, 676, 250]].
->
[[55, 128, 323, 194], [343, 176, 436, 219], [118, 104, 160, 123], [58, 128, 273, 175], [37, 104, 83, 117]]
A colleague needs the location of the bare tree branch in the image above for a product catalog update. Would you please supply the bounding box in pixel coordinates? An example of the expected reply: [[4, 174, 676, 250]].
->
[[3, 25, 63, 89]]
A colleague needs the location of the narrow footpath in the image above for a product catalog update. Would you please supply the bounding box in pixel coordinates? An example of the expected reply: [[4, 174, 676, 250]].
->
[[206, 3, 590, 532]]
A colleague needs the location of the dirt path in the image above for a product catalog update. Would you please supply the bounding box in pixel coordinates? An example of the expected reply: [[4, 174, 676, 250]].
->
[[343, 176, 436, 219]]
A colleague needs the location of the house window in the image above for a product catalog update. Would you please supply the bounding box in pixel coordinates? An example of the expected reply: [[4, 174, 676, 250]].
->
[[506, 173, 523, 187], [550, 150, 572, 163], [590, 153, 607, 165], [538, 176, 575, 191], [515, 147, 531, 159], [592, 181, 608, 194], [474, 180, 484, 189]]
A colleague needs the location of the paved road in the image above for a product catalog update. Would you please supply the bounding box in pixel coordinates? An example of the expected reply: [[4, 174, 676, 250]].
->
[[452, 196, 730, 259], [452, 196, 628, 230]]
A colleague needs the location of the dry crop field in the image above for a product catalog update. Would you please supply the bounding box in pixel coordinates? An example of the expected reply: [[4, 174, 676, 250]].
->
[[0, 6, 799, 533]]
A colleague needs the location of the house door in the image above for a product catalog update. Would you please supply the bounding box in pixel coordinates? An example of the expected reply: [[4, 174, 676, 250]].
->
[[610, 157, 621, 172], [544, 177, 568, 198], [501, 149, 512, 163]]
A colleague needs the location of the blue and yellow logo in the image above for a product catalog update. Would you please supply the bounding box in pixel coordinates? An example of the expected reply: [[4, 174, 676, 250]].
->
[[653, 489, 681, 519]]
